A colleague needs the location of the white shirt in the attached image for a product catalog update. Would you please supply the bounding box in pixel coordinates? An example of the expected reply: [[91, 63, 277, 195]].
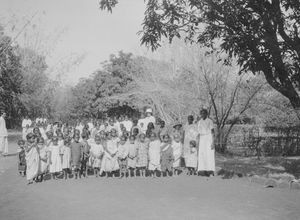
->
[[123, 120, 133, 132], [0, 116, 8, 137], [22, 119, 32, 128], [197, 118, 214, 135]]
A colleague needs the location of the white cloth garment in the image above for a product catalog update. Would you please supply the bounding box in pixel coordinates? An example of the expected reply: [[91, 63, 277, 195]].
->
[[0, 116, 8, 154], [197, 118, 215, 172], [26, 146, 40, 180], [148, 140, 161, 171]]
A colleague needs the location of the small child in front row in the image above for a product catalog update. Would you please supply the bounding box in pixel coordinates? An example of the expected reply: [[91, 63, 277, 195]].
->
[[61, 138, 71, 180], [148, 133, 161, 178], [117, 135, 129, 178], [70, 134, 83, 179], [17, 140, 26, 177], [185, 140, 198, 175], [89, 135, 104, 177], [136, 134, 148, 177], [127, 135, 138, 177], [160, 134, 174, 177]]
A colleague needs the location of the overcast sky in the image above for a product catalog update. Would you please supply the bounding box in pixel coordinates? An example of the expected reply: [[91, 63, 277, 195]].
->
[[0, 0, 149, 85]]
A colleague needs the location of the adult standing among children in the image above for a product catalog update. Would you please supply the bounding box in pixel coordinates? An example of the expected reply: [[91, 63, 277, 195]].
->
[[0, 111, 8, 156], [197, 109, 215, 176], [140, 108, 155, 134]]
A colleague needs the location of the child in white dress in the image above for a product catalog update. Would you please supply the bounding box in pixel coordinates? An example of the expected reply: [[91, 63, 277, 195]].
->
[[171, 134, 183, 176], [185, 140, 198, 175], [61, 138, 71, 180], [89, 135, 104, 177], [48, 136, 62, 180], [148, 133, 161, 177], [127, 135, 138, 177]]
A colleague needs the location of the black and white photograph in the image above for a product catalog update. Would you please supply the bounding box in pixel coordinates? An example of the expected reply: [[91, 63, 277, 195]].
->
[[0, 0, 300, 219]]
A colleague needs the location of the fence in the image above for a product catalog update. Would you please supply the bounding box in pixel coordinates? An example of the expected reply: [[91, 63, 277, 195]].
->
[[226, 125, 300, 157]]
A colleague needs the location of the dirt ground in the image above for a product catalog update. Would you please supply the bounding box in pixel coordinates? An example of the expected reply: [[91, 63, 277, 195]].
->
[[0, 132, 299, 220]]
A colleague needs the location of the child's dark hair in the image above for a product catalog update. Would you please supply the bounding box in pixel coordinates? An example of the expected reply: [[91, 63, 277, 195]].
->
[[190, 140, 197, 148], [129, 135, 136, 140], [120, 135, 128, 141], [18, 140, 25, 145], [37, 137, 45, 144], [26, 133, 36, 141]]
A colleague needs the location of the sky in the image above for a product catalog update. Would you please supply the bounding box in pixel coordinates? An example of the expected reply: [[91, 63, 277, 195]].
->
[[0, 0, 149, 85]]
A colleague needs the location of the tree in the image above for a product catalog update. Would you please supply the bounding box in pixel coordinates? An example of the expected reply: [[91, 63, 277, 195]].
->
[[100, 0, 300, 117], [0, 26, 24, 128], [70, 51, 136, 118]]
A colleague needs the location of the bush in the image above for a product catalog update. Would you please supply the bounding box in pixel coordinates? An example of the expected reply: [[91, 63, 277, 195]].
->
[[283, 160, 300, 179]]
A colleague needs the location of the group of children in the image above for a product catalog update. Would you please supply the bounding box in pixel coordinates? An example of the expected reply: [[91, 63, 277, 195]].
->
[[18, 112, 202, 184]]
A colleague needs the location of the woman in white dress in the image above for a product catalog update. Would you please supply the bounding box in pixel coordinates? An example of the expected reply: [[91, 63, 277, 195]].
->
[[25, 133, 40, 184], [48, 136, 62, 179], [197, 109, 215, 176]]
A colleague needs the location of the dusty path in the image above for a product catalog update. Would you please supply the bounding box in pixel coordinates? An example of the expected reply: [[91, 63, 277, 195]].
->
[[0, 133, 299, 220]]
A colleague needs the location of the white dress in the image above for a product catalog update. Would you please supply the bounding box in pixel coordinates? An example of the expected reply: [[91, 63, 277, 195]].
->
[[49, 144, 62, 173], [0, 116, 8, 154], [185, 147, 198, 168], [89, 143, 104, 168], [26, 146, 40, 180], [61, 145, 71, 169], [171, 141, 182, 168], [197, 118, 215, 172], [101, 138, 120, 172], [148, 140, 161, 171], [127, 142, 138, 168]]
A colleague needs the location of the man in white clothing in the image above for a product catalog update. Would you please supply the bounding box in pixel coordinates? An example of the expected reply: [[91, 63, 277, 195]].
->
[[140, 108, 155, 134], [0, 111, 8, 156], [197, 108, 215, 176]]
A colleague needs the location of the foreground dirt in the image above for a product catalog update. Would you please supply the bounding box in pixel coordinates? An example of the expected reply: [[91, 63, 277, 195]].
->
[[0, 133, 299, 220]]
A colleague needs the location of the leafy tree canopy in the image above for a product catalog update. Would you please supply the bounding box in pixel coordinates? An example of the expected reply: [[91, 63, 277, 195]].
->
[[100, 0, 300, 113]]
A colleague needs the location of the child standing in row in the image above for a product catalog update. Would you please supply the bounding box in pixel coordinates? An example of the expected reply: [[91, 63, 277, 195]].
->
[[136, 134, 148, 177], [70, 134, 83, 179], [171, 134, 183, 176], [61, 138, 71, 180], [89, 135, 104, 177], [185, 140, 198, 175], [148, 133, 161, 177], [17, 140, 26, 177], [37, 137, 48, 182], [48, 137, 62, 180], [160, 134, 174, 177], [117, 135, 129, 178], [127, 135, 138, 177]]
